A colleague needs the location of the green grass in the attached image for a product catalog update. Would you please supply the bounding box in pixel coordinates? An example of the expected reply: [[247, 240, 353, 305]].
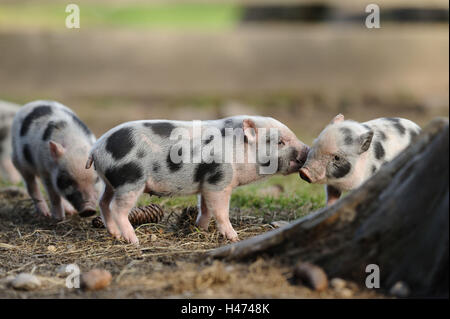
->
[[137, 174, 325, 221], [0, 3, 242, 30], [1, 172, 324, 223]]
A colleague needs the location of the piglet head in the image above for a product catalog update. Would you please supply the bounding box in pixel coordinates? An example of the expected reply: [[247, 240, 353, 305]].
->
[[49, 141, 101, 217], [244, 118, 309, 175], [299, 114, 374, 190]]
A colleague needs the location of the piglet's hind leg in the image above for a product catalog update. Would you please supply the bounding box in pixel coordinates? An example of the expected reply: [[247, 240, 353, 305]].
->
[[42, 178, 65, 220], [109, 187, 144, 245], [99, 184, 121, 239], [195, 194, 212, 230], [23, 174, 51, 217]]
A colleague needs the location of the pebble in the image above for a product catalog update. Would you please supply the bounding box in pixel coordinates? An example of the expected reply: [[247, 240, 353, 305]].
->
[[338, 288, 354, 298], [389, 281, 410, 298], [150, 234, 157, 242], [330, 278, 347, 290], [10, 273, 41, 291], [47, 245, 57, 252], [81, 269, 112, 291], [293, 262, 328, 292]]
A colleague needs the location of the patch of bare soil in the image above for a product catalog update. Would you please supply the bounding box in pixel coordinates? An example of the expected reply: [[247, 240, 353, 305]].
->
[[0, 187, 384, 298]]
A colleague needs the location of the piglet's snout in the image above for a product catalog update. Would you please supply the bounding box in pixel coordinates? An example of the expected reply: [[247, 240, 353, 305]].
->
[[299, 168, 312, 183], [80, 206, 97, 217], [296, 145, 310, 166]]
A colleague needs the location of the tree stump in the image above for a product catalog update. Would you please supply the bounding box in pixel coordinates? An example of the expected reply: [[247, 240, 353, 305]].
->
[[209, 118, 449, 298]]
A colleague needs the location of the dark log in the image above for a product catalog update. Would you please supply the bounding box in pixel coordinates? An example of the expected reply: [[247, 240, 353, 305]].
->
[[209, 118, 449, 298]]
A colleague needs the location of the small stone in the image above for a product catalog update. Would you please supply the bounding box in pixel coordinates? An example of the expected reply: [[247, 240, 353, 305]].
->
[[389, 281, 410, 298], [270, 220, 290, 228], [81, 269, 112, 291], [150, 234, 157, 242], [338, 288, 354, 298], [293, 262, 328, 292], [10, 273, 41, 291], [330, 278, 346, 290], [47, 245, 57, 252]]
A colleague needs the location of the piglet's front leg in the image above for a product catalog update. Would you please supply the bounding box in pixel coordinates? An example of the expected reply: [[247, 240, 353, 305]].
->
[[201, 187, 239, 242], [326, 185, 342, 206]]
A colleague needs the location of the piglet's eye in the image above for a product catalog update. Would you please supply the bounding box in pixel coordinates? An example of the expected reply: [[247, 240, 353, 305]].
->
[[334, 155, 340, 161], [278, 140, 284, 146]]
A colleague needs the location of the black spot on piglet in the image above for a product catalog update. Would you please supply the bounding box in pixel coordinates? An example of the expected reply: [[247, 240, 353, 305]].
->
[[56, 170, 77, 191], [20, 105, 52, 136], [340, 127, 353, 145], [106, 127, 135, 160], [145, 122, 175, 137], [194, 162, 223, 185], [137, 150, 146, 159], [105, 162, 143, 189], [152, 162, 160, 173], [166, 151, 183, 172], [331, 160, 352, 179], [64, 110, 93, 138], [385, 118, 406, 135], [23, 144, 34, 165], [374, 141, 385, 160], [42, 120, 67, 141]]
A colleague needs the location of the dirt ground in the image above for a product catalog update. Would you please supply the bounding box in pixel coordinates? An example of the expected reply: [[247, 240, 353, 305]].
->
[[0, 186, 385, 299]]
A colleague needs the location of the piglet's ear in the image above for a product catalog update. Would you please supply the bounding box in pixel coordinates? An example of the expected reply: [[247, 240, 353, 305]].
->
[[331, 114, 345, 124], [358, 131, 374, 154], [49, 141, 65, 160], [243, 119, 258, 143]]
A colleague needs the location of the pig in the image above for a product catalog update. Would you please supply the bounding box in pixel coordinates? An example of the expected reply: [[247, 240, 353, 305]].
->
[[0, 101, 21, 183], [299, 114, 421, 206], [86, 116, 309, 244], [11, 100, 101, 219]]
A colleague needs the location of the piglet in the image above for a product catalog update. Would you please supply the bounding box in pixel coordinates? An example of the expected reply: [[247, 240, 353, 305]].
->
[[87, 116, 309, 244], [11, 100, 101, 219], [0, 101, 21, 183], [299, 114, 421, 206]]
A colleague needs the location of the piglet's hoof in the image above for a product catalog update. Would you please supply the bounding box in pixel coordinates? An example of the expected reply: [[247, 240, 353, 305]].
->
[[220, 230, 239, 243]]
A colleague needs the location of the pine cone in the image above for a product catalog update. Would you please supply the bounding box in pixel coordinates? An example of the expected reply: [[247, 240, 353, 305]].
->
[[92, 204, 164, 228]]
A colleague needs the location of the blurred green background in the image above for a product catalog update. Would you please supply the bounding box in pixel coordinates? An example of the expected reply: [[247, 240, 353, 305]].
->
[[0, 0, 448, 141]]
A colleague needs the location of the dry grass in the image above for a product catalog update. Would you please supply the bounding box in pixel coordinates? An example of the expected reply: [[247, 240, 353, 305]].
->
[[0, 187, 384, 298]]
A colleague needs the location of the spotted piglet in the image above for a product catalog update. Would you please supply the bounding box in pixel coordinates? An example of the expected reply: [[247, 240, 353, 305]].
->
[[0, 100, 21, 183], [87, 116, 309, 244], [299, 114, 421, 206], [12, 100, 101, 219]]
